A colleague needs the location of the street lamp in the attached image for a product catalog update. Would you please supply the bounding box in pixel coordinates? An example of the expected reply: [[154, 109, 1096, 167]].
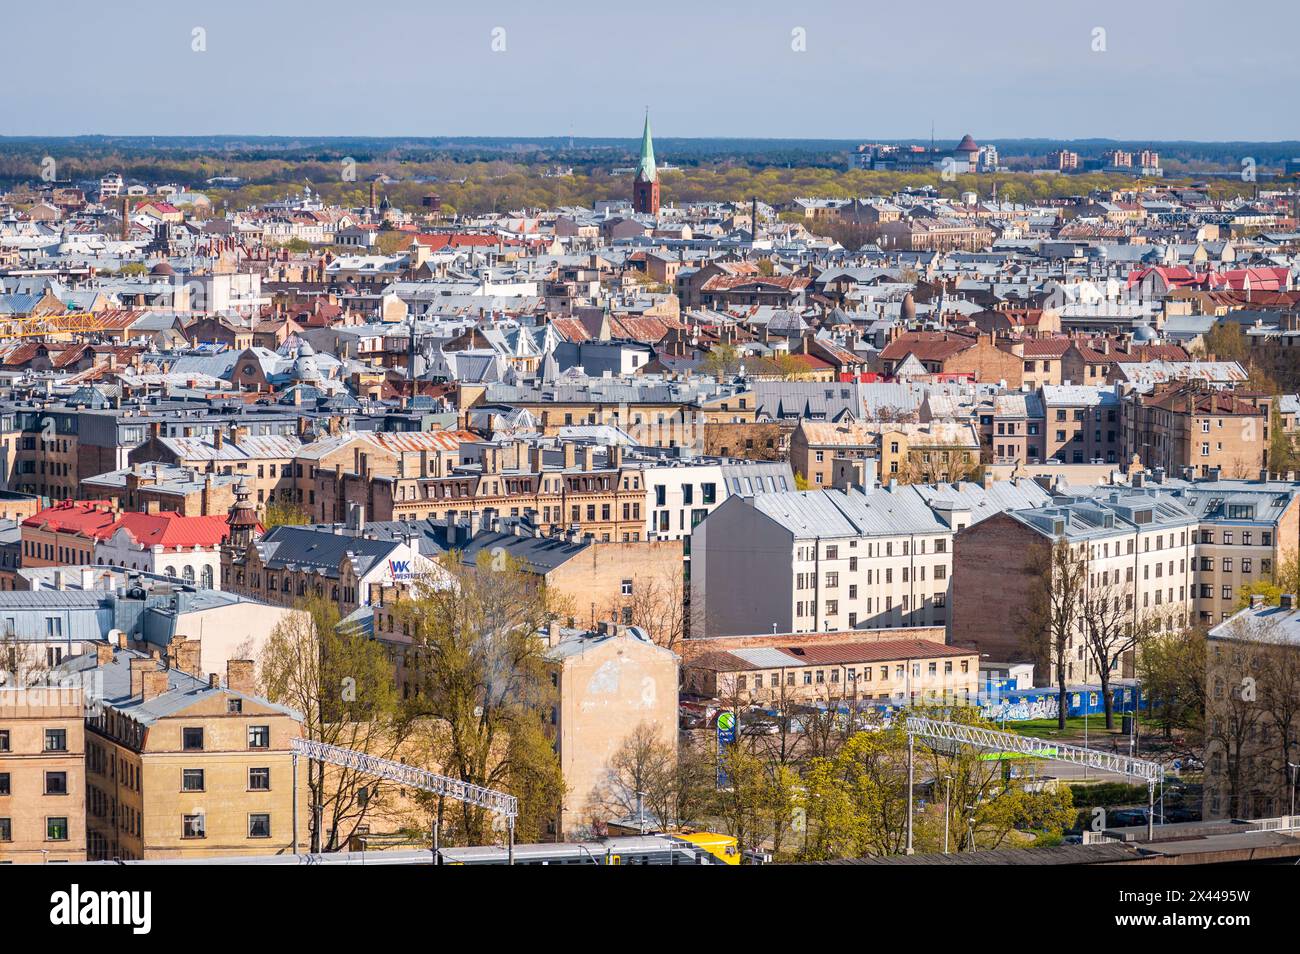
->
[[942, 774, 954, 854], [1288, 762, 1299, 826]]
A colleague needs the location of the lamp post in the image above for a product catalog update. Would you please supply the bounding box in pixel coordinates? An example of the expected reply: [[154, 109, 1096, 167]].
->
[[1288, 763, 1299, 826], [942, 774, 953, 854]]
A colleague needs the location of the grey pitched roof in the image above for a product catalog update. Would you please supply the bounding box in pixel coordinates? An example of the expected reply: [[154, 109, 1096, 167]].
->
[[255, 525, 402, 578], [58, 647, 301, 725]]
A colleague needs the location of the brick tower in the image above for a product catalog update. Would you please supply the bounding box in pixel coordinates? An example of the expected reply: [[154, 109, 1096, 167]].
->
[[632, 111, 660, 216]]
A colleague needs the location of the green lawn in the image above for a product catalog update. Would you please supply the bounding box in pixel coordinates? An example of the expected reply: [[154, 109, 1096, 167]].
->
[[1001, 716, 1137, 739]]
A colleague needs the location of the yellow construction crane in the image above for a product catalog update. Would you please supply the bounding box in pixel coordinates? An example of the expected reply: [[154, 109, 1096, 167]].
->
[[0, 312, 113, 340]]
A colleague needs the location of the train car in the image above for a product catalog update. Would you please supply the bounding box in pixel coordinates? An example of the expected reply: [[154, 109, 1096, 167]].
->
[[435, 833, 739, 866]]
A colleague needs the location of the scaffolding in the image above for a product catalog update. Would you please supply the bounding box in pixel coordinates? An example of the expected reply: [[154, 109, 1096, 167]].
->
[[904, 716, 1165, 851], [290, 737, 519, 863]]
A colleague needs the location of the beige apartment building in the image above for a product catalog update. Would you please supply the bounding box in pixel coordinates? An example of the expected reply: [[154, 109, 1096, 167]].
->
[[1123, 381, 1267, 478], [683, 638, 980, 707], [0, 684, 87, 863], [790, 420, 980, 488], [1184, 483, 1300, 626], [1204, 597, 1300, 820], [542, 623, 678, 837], [66, 647, 304, 861]]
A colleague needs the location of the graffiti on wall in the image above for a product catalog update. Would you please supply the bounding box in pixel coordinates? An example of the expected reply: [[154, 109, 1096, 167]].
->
[[979, 694, 1060, 723]]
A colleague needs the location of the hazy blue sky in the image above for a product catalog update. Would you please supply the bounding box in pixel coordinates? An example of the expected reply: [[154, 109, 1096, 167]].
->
[[4, 0, 1296, 141]]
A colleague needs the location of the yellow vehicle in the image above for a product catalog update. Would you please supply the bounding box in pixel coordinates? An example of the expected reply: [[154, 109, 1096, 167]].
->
[[671, 831, 741, 865]]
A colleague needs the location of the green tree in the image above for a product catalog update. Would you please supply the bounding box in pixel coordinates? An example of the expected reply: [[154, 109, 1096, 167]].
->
[[262, 498, 310, 527], [702, 343, 742, 379], [394, 551, 565, 844], [1136, 626, 1207, 741], [1201, 321, 1248, 363], [258, 596, 406, 851], [1236, 554, 1300, 609], [800, 720, 911, 860]]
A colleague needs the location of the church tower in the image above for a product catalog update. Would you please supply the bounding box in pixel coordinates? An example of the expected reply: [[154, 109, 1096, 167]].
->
[[221, 477, 261, 589], [632, 111, 660, 216]]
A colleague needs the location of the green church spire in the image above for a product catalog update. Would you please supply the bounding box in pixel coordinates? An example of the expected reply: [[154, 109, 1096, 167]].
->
[[634, 111, 656, 183]]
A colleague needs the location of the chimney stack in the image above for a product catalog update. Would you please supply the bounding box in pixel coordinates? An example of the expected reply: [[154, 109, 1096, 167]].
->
[[226, 659, 255, 696], [129, 658, 154, 698], [142, 669, 169, 702]]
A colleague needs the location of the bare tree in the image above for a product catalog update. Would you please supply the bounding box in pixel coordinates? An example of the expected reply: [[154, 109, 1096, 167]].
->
[[1079, 580, 1163, 729], [0, 632, 48, 687], [1254, 624, 1300, 815], [1018, 539, 1087, 731], [618, 569, 687, 652], [591, 722, 678, 830], [1207, 618, 1270, 818]]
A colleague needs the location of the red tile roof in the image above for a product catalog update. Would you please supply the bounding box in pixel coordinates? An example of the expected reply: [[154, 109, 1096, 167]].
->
[[23, 501, 119, 538], [112, 513, 231, 550], [1020, 338, 1071, 358], [880, 331, 978, 363]]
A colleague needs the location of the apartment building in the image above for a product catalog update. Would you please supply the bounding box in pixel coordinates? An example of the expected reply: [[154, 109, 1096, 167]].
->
[[62, 647, 304, 861], [0, 684, 86, 863], [1179, 482, 1300, 625], [790, 420, 981, 487], [1122, 381, 1267, 478], [364, 442, 650, 541], [224, 521, 430, 614], [693, 487, 956, 638], [128, 424, 303, 508], [1041, 385, 1122, 465], [951, 492, 1200, 682], [693, 474, 1056, 639], [642, 459, 795, 542], [1204, 596, 1300, 820], [541, 623, 678, 837]]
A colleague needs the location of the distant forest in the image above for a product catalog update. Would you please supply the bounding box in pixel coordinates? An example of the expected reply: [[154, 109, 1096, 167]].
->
[[0, 135, 1288, 217]]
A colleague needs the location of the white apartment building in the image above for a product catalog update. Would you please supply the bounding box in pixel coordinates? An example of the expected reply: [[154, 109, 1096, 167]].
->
[[692, 477, 1052, 638], [642, 459, 795, 543]]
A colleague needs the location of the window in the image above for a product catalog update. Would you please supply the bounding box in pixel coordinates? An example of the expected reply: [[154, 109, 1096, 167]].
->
[[621, 579, 633, 596], [45, 771, 68, 795], [248, 813, 271, 839], [183, 814, 206, 839], [249, 768, 271, 791], [47, 817, 69, 841], [1, 730, 11, 752], [182, 769, 205, 792], [182, 728, 204, 751], [0, 818, 9, 841], [227, 699, 243, 714], [248, 725, 270, 749], [0, 773, 8, 796], [44, 728, 67, 752]]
